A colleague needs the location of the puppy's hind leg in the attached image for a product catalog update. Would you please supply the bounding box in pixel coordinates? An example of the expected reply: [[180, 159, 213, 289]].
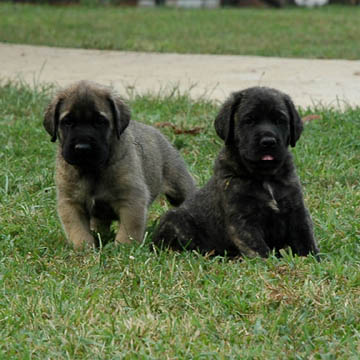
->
[[90, 200, 117, 247], [152, 208, 197, 251], [90, 217, 112, 247], [90, 217, 111, 233]]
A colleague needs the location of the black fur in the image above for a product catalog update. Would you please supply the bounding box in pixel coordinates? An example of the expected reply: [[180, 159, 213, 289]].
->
[[59, 100, 112, 169], [153, 87, 319, 259]]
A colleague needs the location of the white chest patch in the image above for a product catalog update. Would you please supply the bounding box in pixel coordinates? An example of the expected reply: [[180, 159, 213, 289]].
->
[[263, 182, 280, 213]]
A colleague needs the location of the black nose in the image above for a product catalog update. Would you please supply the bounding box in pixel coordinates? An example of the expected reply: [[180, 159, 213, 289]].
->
[[74, 143, 92, 153], [260, 136, 277, 148]]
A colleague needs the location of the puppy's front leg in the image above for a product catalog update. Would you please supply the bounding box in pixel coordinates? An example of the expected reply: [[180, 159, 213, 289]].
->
[[57, 199, 95, 250], [223, 183, 270, 258], [114, 203, 147, 244], [287, 207, 319, 258], [226, 219, 271, 258]]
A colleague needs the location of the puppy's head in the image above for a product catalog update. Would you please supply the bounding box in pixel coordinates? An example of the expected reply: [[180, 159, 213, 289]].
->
[[215, 87, 303, 174], [44, 81, 130, 169]]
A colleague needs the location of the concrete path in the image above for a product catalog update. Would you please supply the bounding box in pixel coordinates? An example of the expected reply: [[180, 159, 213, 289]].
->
[[1, 42, 360, 108]]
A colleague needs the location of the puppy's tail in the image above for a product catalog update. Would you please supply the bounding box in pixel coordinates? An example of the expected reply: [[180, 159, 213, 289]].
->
[[164, 173, 196, 207], [161, 143, 196, 207]]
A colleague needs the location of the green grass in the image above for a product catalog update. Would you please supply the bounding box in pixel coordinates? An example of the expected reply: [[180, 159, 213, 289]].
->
[[0, 82, 360, 358], [1, 3, 360, 59]]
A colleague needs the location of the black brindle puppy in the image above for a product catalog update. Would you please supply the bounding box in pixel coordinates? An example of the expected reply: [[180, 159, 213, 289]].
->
[[153, 87, 319, 259]]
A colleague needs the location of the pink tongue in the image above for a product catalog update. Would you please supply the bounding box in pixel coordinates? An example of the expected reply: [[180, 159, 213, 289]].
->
[[262, 155, 274, 161]]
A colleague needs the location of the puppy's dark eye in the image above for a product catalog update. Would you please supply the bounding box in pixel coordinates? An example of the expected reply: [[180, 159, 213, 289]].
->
[[93, 115, 108, 128], [244, 117, 254, 126], [274, 116, 287, 125], [62, 117, 74, 127]]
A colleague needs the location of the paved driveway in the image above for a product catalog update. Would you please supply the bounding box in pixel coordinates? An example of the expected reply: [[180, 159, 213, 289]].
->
[[1, 43, 360, 108]]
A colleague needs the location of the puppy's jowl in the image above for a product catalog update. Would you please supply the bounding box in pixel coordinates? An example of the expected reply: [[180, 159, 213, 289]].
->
[[153, 87, 319, 259], [44, 81, 196, 250]]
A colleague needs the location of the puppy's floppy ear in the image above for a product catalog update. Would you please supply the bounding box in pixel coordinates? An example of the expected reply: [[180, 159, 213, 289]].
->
[[107, 95, 131, 140], [43, 94, 63, 143], [214, 91, 243, 145], [284, 95, 303, 147]]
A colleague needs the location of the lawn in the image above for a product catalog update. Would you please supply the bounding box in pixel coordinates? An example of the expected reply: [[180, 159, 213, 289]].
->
[[0, 81, 359, 358], [0, 3, 360, 59]]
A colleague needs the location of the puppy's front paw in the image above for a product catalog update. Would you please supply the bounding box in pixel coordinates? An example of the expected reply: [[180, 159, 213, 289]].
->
[[70, 233, 96, 251], [228, 225, 270, 258], [115, 228, 136, 245]]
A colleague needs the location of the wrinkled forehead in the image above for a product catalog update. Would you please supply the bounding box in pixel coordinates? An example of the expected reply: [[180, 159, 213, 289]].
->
[[238, 90, 288, 119], [60, 87, 110, 119]]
